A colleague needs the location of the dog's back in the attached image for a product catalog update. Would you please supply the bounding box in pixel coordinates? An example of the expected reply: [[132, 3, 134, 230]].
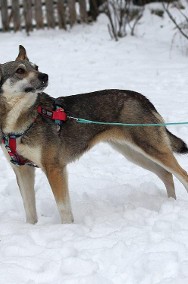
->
[[54, 90, 187, 161]]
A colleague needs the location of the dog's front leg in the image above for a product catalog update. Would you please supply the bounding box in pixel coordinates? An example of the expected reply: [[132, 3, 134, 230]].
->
[[1, 145, 37, 224], [44, 165, 74, 224], [13, 165, 37, 224]]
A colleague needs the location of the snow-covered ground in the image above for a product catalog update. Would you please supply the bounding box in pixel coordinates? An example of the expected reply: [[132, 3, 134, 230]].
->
[[0, 4, 188, 283]]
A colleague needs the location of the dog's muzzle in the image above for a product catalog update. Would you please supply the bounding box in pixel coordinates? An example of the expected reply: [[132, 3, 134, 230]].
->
[[25, 72, 49, 93]]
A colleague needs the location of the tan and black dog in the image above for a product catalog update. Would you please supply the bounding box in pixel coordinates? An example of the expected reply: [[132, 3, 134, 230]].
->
[[0, 45, 188, 224]]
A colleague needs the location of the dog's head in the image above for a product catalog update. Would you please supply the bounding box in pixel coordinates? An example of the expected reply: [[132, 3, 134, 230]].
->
[[0, 45, 48, 97]]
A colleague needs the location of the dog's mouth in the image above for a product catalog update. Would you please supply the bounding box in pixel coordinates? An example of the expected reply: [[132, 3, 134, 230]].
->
[[24, 81, 48, 93], [38, 80, 48, 90], [25, 87, 35, 93]]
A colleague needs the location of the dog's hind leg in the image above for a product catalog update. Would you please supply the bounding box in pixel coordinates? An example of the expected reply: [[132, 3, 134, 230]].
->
[[145, 148, 188, 193], [13, 165, 37, 224], [110, 142, 176, 199], [44, 165, 74, 224]]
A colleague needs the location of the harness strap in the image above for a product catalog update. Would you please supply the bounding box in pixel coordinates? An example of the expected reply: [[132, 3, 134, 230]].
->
[[37, 106, 67, 125], [2, 123, 38, 167], [3, 134, 21, 165]]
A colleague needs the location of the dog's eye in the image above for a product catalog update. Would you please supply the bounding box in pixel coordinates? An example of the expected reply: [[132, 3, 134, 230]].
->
[[16, 68, 25, 74]]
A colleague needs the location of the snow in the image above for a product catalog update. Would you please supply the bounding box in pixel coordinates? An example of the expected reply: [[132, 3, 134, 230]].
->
[[0, 4, 188, 283]]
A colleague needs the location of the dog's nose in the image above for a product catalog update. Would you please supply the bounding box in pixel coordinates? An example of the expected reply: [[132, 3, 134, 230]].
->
[[38, 72, 48, 83]]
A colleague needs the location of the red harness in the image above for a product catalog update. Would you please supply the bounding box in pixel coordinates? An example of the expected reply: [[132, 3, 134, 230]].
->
[[2, 132, 36, 166], [2, 106, 67, 166]]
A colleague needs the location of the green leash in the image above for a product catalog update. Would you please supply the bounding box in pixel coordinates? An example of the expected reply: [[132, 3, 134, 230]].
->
[[68, 116, 188, 127]]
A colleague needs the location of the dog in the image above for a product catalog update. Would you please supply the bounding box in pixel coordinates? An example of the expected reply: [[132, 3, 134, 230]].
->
[[0, 45, 188, 224]]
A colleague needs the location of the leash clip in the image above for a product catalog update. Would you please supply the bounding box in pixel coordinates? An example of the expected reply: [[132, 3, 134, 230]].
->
[[37, 105, 67, 127]]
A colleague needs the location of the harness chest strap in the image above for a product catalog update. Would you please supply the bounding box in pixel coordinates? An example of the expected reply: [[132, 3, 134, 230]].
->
[[2, 133, 36, 166], [3, 134, 18, 163]]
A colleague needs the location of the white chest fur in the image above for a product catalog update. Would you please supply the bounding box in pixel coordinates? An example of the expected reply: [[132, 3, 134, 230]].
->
[[1, 84, 41, 167], [2, 82, 37, 134]]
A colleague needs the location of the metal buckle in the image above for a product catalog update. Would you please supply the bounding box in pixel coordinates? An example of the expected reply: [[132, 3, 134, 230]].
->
[[10, 159, 20, 166]]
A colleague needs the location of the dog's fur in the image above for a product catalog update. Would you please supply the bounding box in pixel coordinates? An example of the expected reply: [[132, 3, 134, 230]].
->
[[0, 46, 188, 224]]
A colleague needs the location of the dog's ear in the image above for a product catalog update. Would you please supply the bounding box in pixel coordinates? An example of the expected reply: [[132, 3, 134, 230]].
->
[[16, 45, 29, 61]]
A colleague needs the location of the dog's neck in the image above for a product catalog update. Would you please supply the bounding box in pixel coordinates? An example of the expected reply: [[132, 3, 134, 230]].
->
[[0, 91, 38, 134]]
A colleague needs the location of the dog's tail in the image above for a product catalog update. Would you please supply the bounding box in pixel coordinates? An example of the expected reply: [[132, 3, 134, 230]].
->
[[167, 129, 188, 154]]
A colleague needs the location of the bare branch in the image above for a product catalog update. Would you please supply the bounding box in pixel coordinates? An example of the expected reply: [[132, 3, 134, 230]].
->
[[162, 2, 188, 41], [130, 11, 143, 36], [103, 0, 142, 40], [176, 5, 188, 23]]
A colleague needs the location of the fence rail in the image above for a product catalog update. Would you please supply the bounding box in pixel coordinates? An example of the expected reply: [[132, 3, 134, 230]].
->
[[0, 0, 99, 32]]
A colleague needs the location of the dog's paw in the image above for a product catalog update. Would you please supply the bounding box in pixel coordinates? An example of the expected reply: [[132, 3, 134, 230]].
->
[[26, 216, 38, 224], [61, 213, 74, 224]]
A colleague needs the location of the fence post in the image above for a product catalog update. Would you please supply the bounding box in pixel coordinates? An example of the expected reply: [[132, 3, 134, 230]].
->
[[79, 0, 87, 22], [68, 0, 76, 27], [45, 0, 55, 28], [23, 0, 33, 34], [34, 0, 44, 29], [12, 0, 21, 31], [89, 0, 99, 21], [1, 0, 9, 31], [57, 0, 66, 29]]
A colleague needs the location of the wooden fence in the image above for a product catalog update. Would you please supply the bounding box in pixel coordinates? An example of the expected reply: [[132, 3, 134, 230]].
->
[[0, 0, 100, 33]]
